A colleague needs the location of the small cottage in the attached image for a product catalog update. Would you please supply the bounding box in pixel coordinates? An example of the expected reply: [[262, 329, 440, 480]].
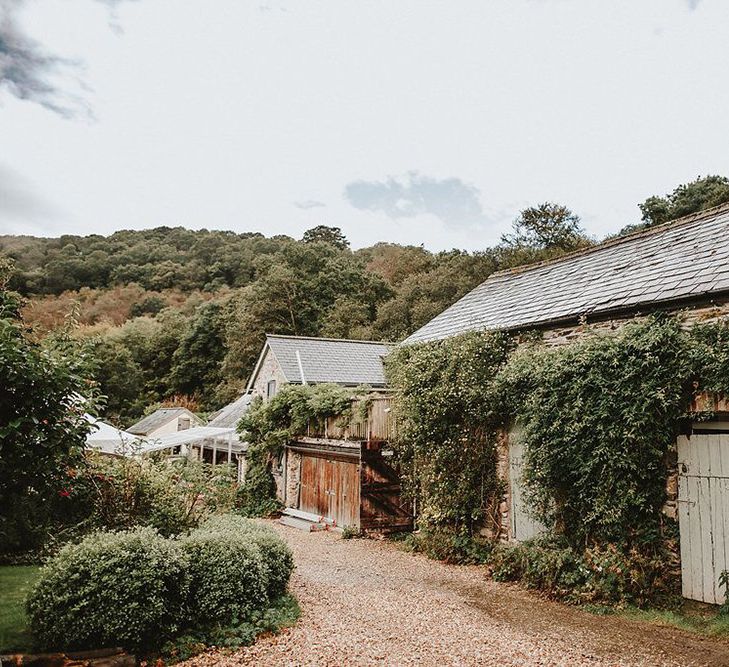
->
[[406, 203, 729, 604], [246, 335, 411, 533], [127, 407, 202, 438]]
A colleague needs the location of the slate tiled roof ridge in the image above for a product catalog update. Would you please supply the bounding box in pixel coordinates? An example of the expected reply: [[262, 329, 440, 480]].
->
[[490, 201, 729, 280], [266, 333, 396, 345], [404, 202, 729, 344], [263, 335, 390, 387]]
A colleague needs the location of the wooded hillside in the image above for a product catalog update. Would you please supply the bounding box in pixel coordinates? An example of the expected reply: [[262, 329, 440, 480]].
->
[[3, 176, 724, 426]]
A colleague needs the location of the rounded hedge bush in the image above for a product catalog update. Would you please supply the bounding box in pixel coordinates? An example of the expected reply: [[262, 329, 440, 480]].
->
[[196, 515, 294, 597], [26, 527, 188, 651], [181, 528, 268, 627]]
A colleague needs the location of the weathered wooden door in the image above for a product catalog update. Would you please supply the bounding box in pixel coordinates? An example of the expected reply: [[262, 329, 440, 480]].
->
[[677, 433, 729, 604], [509, 432, 544, 542], [298, 453, 360, 527], [299, 454, 329, 518]]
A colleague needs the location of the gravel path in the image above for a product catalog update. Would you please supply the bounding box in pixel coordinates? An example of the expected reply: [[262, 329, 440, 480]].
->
[[182, 522, 729, 667]]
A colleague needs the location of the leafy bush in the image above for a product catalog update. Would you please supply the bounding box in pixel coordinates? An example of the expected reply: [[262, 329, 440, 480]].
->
[[0, 269, 99, 561], [196, 515, 294, 598], [182, 533, 267, 628], [235, 460, 281, 518], [26, 528, 189, 651], [75, 455, 238, 537], [162, 594, 301, 662], [401, 527, 493, 565], [489, 534, 675, 606]]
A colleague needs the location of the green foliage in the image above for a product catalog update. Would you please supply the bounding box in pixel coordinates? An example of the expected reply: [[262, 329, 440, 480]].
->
[[197, 515, 295, 598], [161, 594, 300, 663], [386, 331, 513, 529], [490, 535, 676, 606], [501, 202, 591, 252], [0, 274, 99, 560], [237, 384, 362, 516], [181, 530, 268, 628], [400, 528, 493, 565], [26, 528, 190, 651], [74, 455, 238, 538], [638, 175, 729, 229], [499, 317, 694, 547], [26, 516, 295, 653], [719, 570, 729, 615]]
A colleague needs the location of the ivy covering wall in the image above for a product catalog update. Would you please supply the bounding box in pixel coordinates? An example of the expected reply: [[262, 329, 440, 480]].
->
[[386, 331, 513, 531], [236, 384, 364, 516], [387, 315, 729, 558]]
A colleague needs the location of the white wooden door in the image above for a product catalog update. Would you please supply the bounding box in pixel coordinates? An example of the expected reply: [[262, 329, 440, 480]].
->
[[509, 432, 544, 542], [677, 433, 729, 604]]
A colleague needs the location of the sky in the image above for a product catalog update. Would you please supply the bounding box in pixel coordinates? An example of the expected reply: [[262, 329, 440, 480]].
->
[[1, 0, 729, 251]]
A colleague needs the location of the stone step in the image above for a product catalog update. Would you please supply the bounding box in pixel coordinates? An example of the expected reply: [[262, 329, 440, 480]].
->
[[278, 515, 327, 532]]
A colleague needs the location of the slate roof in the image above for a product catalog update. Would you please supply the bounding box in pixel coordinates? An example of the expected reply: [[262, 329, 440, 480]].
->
[[405, 204, 729, 344], [127, 408, 197, 435], [208, 394, 252, 428], [264, 335, 391, 387]]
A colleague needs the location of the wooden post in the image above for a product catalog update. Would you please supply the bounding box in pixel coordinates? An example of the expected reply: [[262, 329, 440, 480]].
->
[[212, 440, 217, 466], [227, 432, 232, 464]]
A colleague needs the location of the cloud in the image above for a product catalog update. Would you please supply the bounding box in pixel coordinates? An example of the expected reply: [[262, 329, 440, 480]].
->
[[0, 0, 86, 117], [294, 199, 326, 210], [0, 162, 63, 223], [344, 171, 488, 229], [0, 0, 131, 117]]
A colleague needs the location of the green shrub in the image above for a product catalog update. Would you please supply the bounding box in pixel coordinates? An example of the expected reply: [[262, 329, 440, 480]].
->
[[402, 528, 493, 565], [162, 593, 300, 662], [196, 515, 294, 598], [489, 534, 675, 606], [26, 528, 188, 651], [182, 526, 268, 627], [77, 455, 238, 537]]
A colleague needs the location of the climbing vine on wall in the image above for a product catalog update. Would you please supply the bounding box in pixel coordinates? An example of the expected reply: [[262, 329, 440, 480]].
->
[[388, 315, 729, 549], [386, 331, 513, 531], [235, 383, 365, 516]]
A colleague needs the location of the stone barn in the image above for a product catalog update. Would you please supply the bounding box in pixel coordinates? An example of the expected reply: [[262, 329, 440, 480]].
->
[[405, 203, 729, 604], [246, 335, 412, 534]]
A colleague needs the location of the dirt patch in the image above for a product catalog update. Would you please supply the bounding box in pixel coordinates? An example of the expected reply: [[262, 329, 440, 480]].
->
[[181, 524, 729, 666]]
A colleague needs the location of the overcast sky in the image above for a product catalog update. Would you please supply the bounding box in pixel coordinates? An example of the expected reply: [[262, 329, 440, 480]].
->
[[1, 0, 728, 251]]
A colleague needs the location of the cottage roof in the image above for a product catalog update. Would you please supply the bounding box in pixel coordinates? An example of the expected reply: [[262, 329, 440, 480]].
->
[[405, 204, 729, 344], [208, 393, 252, 428], [258, 335, 391, 388], [127, 407, 198, 435]]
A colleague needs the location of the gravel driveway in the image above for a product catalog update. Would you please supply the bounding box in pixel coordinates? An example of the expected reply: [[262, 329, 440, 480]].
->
[[183, 522, 729, 667]]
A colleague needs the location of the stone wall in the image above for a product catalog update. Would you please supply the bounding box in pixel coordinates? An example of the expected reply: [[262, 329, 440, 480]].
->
[[494, 297, 729, 542], [250, 347, 288, 399], [285, 449, 302, 507]]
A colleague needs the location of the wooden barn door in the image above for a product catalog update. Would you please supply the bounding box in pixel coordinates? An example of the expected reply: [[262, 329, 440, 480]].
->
[[677, 433, 729, 604], [299, 454, 329, 518], [298, 452, 360, 528], [509, 431, 544, 542]]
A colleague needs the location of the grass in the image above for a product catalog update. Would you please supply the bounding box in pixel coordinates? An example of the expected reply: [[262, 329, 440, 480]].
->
[[0, 565, 41, 654], [585, 601, 729, 638]]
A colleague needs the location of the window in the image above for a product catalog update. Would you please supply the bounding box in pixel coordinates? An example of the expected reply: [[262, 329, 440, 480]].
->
[[178, 417, 191, 431], [267, 380, 277, 399]]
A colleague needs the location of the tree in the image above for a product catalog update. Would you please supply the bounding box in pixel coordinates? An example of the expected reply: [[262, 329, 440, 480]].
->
[[638, 175, 729, 228], [501, 203, 588, 252], [0, 262, 98, 556], [302, 225, 350, 251]]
